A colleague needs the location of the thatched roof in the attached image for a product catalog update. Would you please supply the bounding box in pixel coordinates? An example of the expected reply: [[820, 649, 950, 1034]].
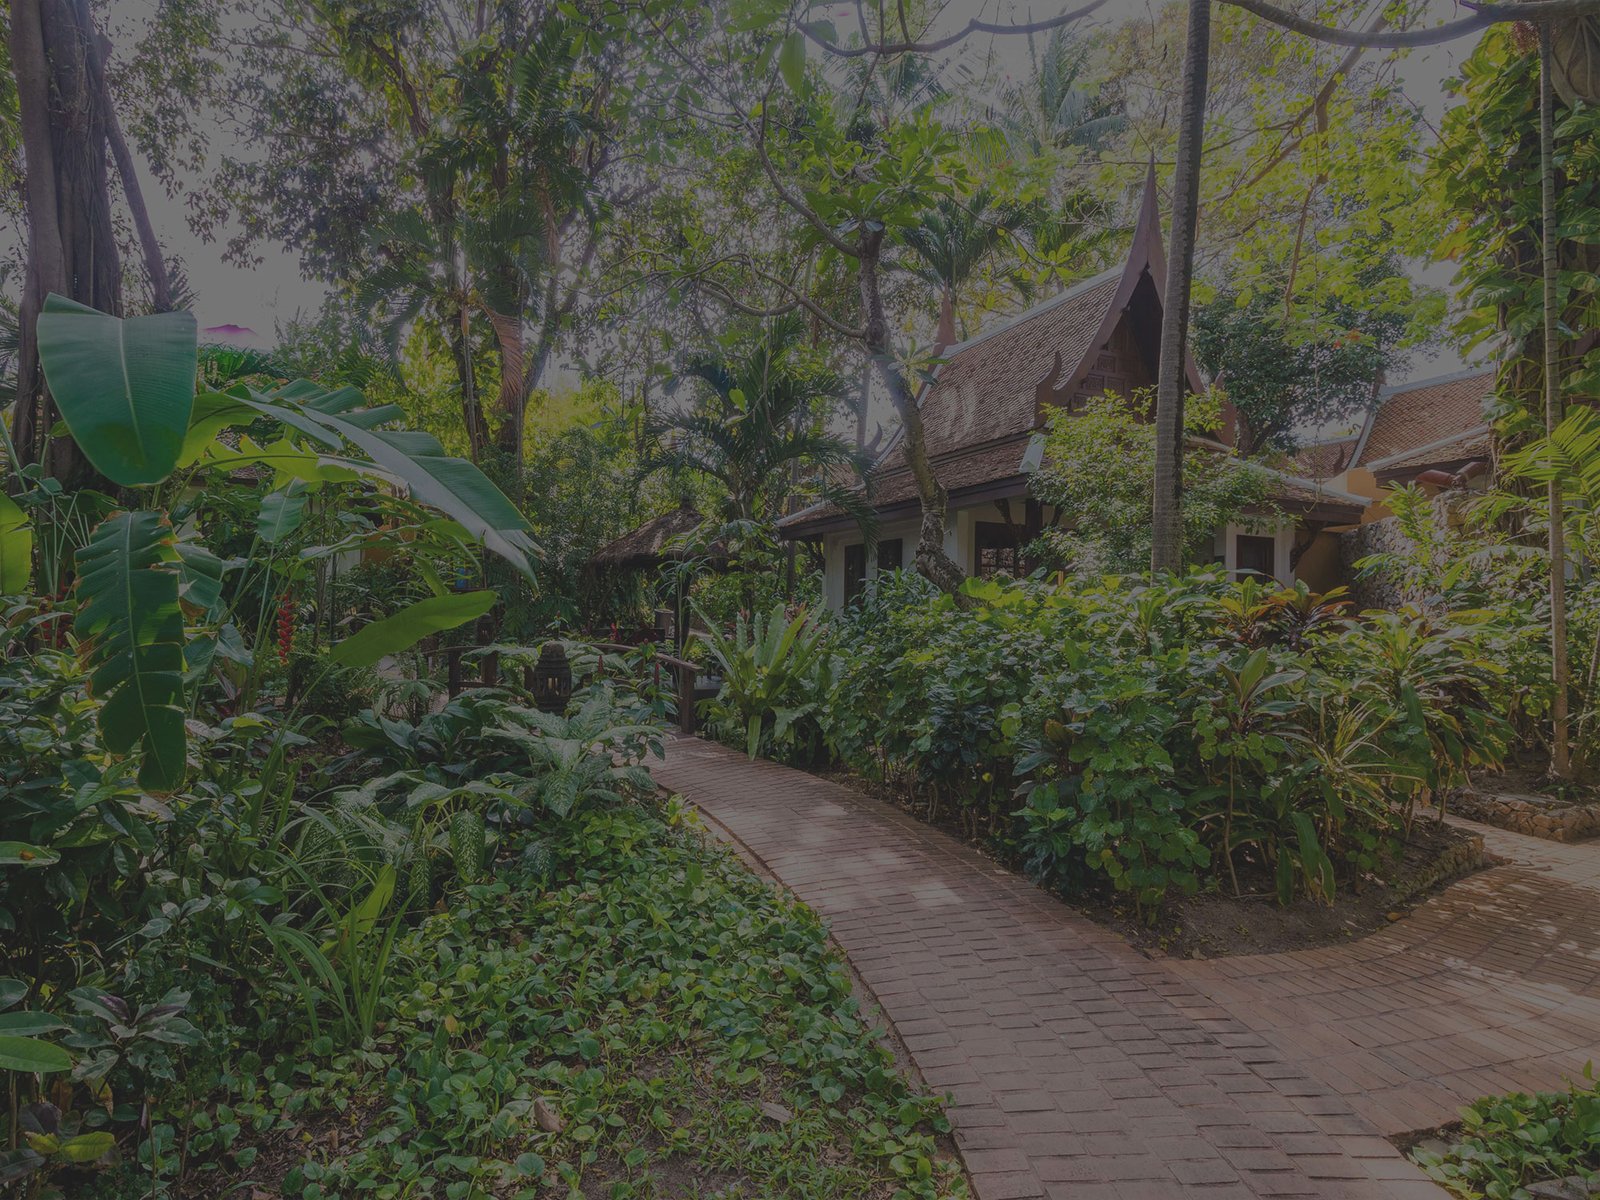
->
[[588, 504, 729, 571]]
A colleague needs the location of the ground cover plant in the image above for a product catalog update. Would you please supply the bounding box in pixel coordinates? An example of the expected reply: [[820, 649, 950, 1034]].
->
[[0, 611, 963, 1199], [1412, 1069, 1600, 1200], [67, 800, 963, 1200], [0, 303, 960, 1199]]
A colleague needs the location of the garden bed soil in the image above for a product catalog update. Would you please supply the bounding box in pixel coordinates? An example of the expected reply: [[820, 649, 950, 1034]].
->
[[1093, 819, 1488, 960], [818, 768, 1489, 961]]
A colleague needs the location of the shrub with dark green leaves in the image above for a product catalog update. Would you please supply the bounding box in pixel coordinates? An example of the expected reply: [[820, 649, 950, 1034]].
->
[[807, 570, 1518, 917]]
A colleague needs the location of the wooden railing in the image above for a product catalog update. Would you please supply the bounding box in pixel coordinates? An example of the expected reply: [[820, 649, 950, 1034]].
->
[[427, 638, 705, 735]]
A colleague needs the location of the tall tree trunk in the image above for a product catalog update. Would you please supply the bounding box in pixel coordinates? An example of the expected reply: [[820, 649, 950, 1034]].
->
[[857, 231, 966, 596], [89, 31, 170, 311], [9, 0, 66, 473], [1150, 0, 1211, 574], [448, 300, 488, 462], [489, 305, 527, 471], [856, 358, 871, 450], [11, 0, 124, 489], [1540, 26, 1573, 778]]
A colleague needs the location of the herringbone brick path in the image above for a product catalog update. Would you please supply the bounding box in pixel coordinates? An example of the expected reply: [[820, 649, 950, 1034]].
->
[[656, 737, 1515, 1199]]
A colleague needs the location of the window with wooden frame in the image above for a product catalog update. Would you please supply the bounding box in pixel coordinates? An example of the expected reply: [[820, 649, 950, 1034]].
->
[[1234, 534, 1276, 580], [843, 543, 868, 601], [876, 538, 903, 575], [973, 522, 1022, 579]]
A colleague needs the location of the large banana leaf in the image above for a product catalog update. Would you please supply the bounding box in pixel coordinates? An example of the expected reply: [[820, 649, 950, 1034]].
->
[[304, 420, 537, 580], [197, 382, 537, 579], [174, 537, 236, 619], [178, 392, 260, 466], [74, 512, 187, 790], [36, 295, 197, 486], [331, 590, 497, 668], [257, 482, 310, 544], [0, 492, 31, 593]]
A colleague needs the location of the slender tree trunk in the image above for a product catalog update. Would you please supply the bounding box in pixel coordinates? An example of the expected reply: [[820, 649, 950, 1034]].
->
[[90, 32, 170, 311], [857, 232, 966, 596], [9, 0, 67, 471], [1540, 26, 1573, 778], [448, 300, 488, 461], [857, 357, 871, 450], [489, 305, 527, 470], [935, 285, 956, 351], [1150, 0, 1211, 574]]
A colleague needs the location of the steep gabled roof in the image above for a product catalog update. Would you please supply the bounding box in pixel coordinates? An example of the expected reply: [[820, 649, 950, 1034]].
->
[[1351, 369, 1495, 469], [1290, 435, 1359, 481], [912, 267, 1125, 459], [782, 167, 1207, 538]]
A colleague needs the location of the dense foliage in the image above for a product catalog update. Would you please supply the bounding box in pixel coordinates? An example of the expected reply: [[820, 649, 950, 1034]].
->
[[1191, 263, 1421, 454], [700, 570, 1519, 919], [1414, 1069, 1600, 1200], [0, 306, 954, 1198], [1028, 393, 1272, 575]]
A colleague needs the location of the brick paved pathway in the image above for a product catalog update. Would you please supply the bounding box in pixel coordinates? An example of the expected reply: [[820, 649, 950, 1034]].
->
[[654, 738, 1600, 1200], [1170, 815, 1600, 1138]]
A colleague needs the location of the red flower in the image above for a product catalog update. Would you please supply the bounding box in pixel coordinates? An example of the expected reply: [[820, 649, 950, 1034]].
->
[[277, 592, 295, 662]]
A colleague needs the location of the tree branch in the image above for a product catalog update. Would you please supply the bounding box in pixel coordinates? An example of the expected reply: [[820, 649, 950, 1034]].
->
[[812, 0, 1600, 57], [1220, 0, 1600, 48], [685, 263, 867, 339], [91, 33, 172, 311], [802, 0, 1110, 57]]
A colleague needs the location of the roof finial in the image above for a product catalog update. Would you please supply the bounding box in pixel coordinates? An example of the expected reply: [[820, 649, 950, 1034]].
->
[[1125, 154, 1168, 288]]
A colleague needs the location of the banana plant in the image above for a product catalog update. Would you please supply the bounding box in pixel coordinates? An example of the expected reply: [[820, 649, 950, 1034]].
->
[[697, 602, 829, 759], [27, 294, 540, 790], [0, 493, 32, 593]]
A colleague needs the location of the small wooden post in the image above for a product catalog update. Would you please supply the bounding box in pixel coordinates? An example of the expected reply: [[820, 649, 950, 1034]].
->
[[480, 650, 499, 687], [446, 647, 464, 697], [523, 663, 535, 693], [676, 662, 696, 735]]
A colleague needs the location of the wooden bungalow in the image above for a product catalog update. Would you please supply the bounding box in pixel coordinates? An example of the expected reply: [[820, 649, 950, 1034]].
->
[[779, 169, 1370, 608], [586, 501, 729, 646]]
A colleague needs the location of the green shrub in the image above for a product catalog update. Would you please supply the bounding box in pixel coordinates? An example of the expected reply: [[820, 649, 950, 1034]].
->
[[1414, 1070, 1600, 1199], [699, 601, 834, 763], [802, 570, 1519, 917]]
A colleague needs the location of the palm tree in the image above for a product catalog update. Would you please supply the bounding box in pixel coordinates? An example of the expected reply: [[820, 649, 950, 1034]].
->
[[900, 190, 1033, 346], [998, 27, 1125, 156], [645, 316, 870, 528]]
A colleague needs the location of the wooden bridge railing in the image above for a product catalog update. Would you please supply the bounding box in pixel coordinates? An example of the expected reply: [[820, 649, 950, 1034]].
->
[[425, 638, 705, 735]]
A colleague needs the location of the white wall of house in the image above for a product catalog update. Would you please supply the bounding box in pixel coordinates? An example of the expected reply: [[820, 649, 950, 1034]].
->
[[1212, 520, 1297, 585], [818, 505, 1300, 608], [819, 501, 1025, 610], [820, 517, 934, 610]]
